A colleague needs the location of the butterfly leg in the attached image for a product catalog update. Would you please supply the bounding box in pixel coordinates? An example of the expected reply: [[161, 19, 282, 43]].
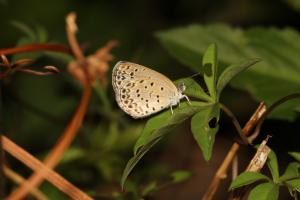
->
[[170, 105, 174, 115], [183, 95, 191, 105]]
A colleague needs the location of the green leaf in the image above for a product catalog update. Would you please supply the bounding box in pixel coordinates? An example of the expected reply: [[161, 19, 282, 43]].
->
[[122, 101, 211, 189], [284, 0, 300, 12], [229, 172, 270, 190], [134, 101, 211, 154], [141, 181, 157, 196], [170, 170, 192, 183], [60, 147, 85, 164], [216, 58, 261, 98], [286, 179, 300, 192], [267, 149, 280, 183], [35, 25, 48, 43], [248, 182, 279, 200], [11, 21, 36, 41], [157, 24, 300, 120], [175, 78, 211, 101], [279, 162, 300, 182], [10, 21, 50, 62], [121, 137, 161, 189], [191, 103, 220, 161], [202, 44, 218, 101], [289, 152, 300, 162]]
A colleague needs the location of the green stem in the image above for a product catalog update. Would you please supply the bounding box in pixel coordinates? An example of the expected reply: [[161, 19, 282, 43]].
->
[[252, 93, 300, 140], [219, 103, 250, 145]]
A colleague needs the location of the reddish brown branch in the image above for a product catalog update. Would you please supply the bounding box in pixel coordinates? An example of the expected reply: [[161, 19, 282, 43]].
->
[[202, 102, 267, 200], [232, 136, 271, 200], [6, 81, 91, 200], [6, 12, 92, 200], [0, 135, 5, 198], [66, 12, 85, 62], [0, 44, 72, 55], [4, 165, 48, 200], [1, 136, 93, 200]]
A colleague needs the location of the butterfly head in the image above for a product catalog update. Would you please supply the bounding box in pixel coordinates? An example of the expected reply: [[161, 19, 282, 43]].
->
[[176, 82, 186, 94]]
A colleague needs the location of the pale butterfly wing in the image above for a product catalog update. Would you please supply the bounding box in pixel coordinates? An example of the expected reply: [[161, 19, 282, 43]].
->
[[112, 61, 182, 118]]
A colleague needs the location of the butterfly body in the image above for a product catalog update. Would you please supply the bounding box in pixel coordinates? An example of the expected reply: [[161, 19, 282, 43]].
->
[[112, 61, 188, 118]]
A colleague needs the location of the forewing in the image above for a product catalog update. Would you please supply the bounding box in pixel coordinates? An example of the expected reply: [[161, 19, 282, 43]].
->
[[112, 61, 179, 118]]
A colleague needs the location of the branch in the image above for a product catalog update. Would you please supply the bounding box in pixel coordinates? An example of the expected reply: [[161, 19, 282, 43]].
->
[[0, 135, 5, 198], [250, 93, 300, 143], [5, 12, 92, 200], [5, 81, 91, 200], [0, 44, 72, 55], [232, 135, 271, 200], [202, 102, 267, 200], [4, 165, 48, 200], [66, 12, 85, 62], [1, 135, 93, 200], [219, 103, 249, 145]]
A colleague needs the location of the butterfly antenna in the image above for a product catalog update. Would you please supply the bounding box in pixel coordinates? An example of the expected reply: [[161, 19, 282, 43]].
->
[[189, 72, 202, 78]]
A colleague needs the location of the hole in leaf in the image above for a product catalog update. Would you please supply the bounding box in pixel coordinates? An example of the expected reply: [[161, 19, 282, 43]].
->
[[208, 117, 217, 128], [203, 63, 212, 77]]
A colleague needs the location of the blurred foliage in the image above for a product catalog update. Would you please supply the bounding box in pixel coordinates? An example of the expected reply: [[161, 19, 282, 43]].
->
[[230, 149, 300, 199], [121, 45, 259, 187], [157, 24, 300, 120], [1, 0, 300, 199], [285, 0, 300, 11]]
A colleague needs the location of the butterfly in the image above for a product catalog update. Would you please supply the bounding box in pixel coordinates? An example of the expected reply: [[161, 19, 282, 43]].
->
[[112, 61, 190, 118]]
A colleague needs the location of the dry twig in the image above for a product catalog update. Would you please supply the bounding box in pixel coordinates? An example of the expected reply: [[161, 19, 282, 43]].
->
[[2, 135, 93, 200], [5, 12, 92, 200], [7, 11, 91, 200], [232, 136, 271, 200], [0, 44, 71, 55], [202, 102, 267, 200], [3, 165, 48, 200]]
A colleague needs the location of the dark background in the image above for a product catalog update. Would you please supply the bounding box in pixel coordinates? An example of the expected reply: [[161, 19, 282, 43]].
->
[[1, 0, 300, 199]]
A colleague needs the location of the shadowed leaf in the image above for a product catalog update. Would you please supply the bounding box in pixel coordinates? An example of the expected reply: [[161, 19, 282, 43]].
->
[[191, 103, 220, 161], [229, 172, 270, 190]]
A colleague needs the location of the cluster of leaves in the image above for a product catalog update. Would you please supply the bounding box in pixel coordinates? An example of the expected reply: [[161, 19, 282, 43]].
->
[[2, 23, 141, 198], [112, 170, 191, 200], [121, 43, 260, 188], [156, 24, 300, 120], [230, 151, 300, 199]]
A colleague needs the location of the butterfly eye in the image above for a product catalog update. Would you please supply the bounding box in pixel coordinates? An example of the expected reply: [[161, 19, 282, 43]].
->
[[177, 83, 186, 93]]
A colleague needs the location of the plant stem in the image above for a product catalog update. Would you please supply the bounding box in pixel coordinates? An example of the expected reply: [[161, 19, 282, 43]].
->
[[250, 93, 300, 142], [0, 44, 71, 55], [3, 165, 48, 200], [202, 102, 266, 200], [219, 103, 249, 145], [1, 136, 93, 200]]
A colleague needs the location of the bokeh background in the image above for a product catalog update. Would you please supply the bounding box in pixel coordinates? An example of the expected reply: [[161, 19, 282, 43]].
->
[[1, 0, 300, 199]]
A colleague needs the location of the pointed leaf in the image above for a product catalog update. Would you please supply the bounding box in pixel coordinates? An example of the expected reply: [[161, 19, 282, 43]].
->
[[286, 179, 300, 192], [171, 170, 192, 183], [122, 101, 211, 188], [217, 58, 261, 97], [229, 172, 270, 190], [267, 149, 280, 183], [248, 182, 279, 200], [191, 103, 220, 161], [202, 44, 218, 101], [157, 24, 300, 120], [141, 181, 157, 196], [289, 152, 300, 162], [134, 101, 211, 154], [121, 137, 160, 189], [11, 21, 36, 41], [279, 162, 300, 182], [175, 78, 211, 101]]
